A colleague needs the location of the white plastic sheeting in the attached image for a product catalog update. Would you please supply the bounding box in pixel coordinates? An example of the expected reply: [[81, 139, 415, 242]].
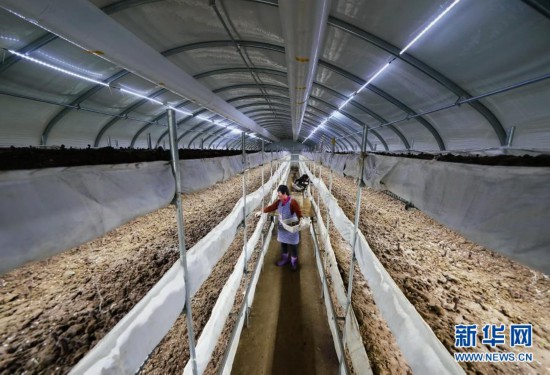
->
[[188, 167, 289, 374], [0, 161, 173, 274], [300, 160, 465, 375], [220, 221, 276, 375], [364, 155, 550, 275], [305, 174, 372, 374], [307, 152, 550, 275], [70, 157, 289, 375], [0, 152, 283, 274]]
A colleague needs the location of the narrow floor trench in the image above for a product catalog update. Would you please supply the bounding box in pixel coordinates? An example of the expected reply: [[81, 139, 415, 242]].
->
[[232, 168, 340, 374]]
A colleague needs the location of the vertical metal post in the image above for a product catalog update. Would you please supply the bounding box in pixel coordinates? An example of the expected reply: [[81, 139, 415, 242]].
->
[[270, 150, 273, 180], [325, 139, 335, 254], [241, 132, 250, 327], [147, 133, 152, 150], [261, 140, 265, 210], [167, 109, 198, 375], [200, 138, 204, 150], [107, 135, 112, 148], [115, 139, 119, 148], [317, 163, 322, 209], [340, 125, 368, 365], [314, 162, 319, 202], [506, 126, 516, 147]]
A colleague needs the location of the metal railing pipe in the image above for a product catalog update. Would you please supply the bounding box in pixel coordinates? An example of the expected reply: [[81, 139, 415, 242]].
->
[[167, 109, 198, 375], [341, 126, 368, 358]]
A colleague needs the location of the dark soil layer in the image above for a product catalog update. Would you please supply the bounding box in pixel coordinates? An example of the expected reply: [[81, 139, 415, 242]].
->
[[2, 147, 549, 171], [331, 151, 550, 167], [0, 147, 259, 171], [376, 152, 550, 166]]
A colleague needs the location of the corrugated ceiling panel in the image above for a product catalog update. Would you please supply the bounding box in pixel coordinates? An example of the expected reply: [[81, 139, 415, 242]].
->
[[423, 106, 501, 151], [330, 0, 453, 50], [352, 90, 407, 124], [0, 8, 46, 50], [0, 95, 58, 146], [482, 79, 550, 150], [202, 74, 288, 92], [48, 110, 113, 148], [315, 65, 357, 97], [169, 47, 287, 77], [106, 1, 228, 52], [373, 59, 457, 114], [322, 26, 392, 80], [394, 119, 439, 151], [220, 1, 284, 45], [410, 0, 550, 95]]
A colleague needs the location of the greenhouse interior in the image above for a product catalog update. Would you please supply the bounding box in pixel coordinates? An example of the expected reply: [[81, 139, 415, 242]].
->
[[0, 0, 549, 374]]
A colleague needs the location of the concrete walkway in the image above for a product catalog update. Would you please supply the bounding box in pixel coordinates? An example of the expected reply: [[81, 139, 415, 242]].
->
[[232, 195, 339, 374]]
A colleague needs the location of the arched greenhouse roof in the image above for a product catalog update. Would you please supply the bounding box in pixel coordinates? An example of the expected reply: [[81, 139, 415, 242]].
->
[[0, 0, 548, 152]]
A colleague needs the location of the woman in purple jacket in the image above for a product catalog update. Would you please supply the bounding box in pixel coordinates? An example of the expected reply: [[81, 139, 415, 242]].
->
[[260, 185, 303, 270]]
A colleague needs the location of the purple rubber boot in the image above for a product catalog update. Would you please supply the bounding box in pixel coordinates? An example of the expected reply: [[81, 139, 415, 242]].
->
[[291, 256, 298, 271], [276, 253, 290, 266]]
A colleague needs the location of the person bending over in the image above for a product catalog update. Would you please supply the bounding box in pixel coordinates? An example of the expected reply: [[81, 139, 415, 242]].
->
[[257, 184, 303, 270], [292, 174, 310, 192]]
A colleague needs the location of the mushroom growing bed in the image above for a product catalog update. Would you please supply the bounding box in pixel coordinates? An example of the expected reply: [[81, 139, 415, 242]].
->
[[317, 165, 550, 374], [140, 213, 263, 374], [0, 163, 271, 374]]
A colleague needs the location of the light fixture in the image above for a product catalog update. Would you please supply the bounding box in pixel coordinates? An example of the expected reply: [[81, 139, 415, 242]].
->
[[168, 106, 193, 117], [338, 97, 353, 110], [400, 0, 461, 55], [0, 35, 19, 42], [35, 50, 103, 77], [120, 88, 163, 105], [196, 115, 212, 122], [4, 48, 243, 137], [356, 61, 393, 94], [8, 49, 108, 86], [301, 0, 461, 142]]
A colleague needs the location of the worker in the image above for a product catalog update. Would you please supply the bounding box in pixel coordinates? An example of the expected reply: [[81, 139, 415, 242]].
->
[[256, 184, 303, 270], [292, 174, 310, 192]]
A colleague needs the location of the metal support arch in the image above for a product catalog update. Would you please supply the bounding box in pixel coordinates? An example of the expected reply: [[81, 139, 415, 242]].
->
[[130, 99, 192, 148], [301, 121, 368, 151], [169, 43, 434, 147], [158, 108, 210, 147], [230, 97, 364, 149], [204, 73, 394, 148], [94, 88, 167, 147], [335, 72, 550, 144], [7, 12, 501, 149]]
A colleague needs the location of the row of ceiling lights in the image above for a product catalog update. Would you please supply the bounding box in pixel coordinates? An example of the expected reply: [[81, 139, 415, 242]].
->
[[302, 0, 461, 144], [3, 0, 461, 147], [4, 48, 262, 142]]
